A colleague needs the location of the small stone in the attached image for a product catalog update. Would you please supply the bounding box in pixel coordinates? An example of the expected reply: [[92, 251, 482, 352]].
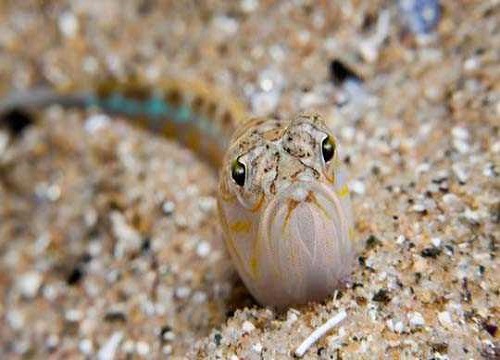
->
[[286, 308, 300, 324], [198, 196, 216, 213], [213, 333, 222, 346], [396, 235, 406, 244], [17, 271, 43, 299], [483, 163, 495, 177], [65, 309, 83, 322], [58, 11, 79, 38], [399, 0, 440, 35], [211, 15, 239, 38], [438, 311, 453, 328], [463, 57, 480, 71], [97, 332, 123, 360], [340, 126, 355, 142], [441, 193, 463, 211], [7, 309, 25, 330], [111, 211, 142, 259], [242, 320, 256, 333], [349, 180, 366, 195], [174, 215, 188, 229], [1, 109, 34, 135], [482, 322, 498, 337], [387, 319, 405, 333], [259, 68, 285, 92], [299, 91, 327, 109], [453, 139, 470, 154], [416, 162, 431, 174], [192, 291, 207, 304], [46, 334, 59, 350], [431, 237, 441, 247], [373, 289, 391, 304], [252, 342, 263, 353], [330, 59, 362, 84], [251, 90, 280, 117], [366, 235, 382, 249], [84, 208, 98, 228], [46, 184, 61, 202], [452, 164, 469, 183], [408, 312, 425, 327], [85, 114, 110, 133], [196, 241, 211, 258], [104, 307, 127, 323], [386, 319, 394, 332], [67, 267, 84, 285], [136, 341, 150, 356], [462, 208, 482, 224], [431, 342, 449, 354], [161, 201, 175, 215], [162, 328, 175, 342], [162, 345, 173, 355], [411, 203, 427, 213], [358, 11, 389, 63], [122, 340, 135, 354], [421, 247, 441, 258], [83, 56, 99, 74], [79, 339, 93, 355], [175, 286, 191, 299], [394, 321, 405, 333], [241, 0, 258, 13], [358, 40, 380, 63], [451, 126, 469, 141]]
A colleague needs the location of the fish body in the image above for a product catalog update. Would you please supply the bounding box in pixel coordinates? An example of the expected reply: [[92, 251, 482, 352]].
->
[[0, 78, 356, 309]]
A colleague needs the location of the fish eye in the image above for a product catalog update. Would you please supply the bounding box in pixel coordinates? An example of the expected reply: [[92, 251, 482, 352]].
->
[[321, 136, 335, 163], [231, 158, 246, 186]]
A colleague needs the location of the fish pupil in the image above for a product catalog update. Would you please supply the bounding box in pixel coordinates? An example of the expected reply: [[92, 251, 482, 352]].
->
[[231, 159, 246, 186], [321, 137, 335, 162]]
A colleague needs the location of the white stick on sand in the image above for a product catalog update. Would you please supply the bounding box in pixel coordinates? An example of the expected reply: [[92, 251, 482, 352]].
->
[[294, 309, 347, 357]]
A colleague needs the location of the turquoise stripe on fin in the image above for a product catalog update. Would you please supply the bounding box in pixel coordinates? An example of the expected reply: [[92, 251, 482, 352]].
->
[[145, 96, 171, 118], [85, 91, 201, 126]]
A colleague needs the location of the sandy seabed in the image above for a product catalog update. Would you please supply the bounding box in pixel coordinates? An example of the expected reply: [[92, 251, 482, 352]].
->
[[0, 1, 498, 359]]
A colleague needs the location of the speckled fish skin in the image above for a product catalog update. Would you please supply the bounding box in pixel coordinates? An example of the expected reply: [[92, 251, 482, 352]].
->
[[0, 81, 357, 309], [218, 114, 356, 308]]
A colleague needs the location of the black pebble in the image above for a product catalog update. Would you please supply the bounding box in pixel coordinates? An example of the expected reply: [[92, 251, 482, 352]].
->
[[0, 108, 34, 136], [372, 289, 391, 304], [67, 267, 84, 285], [329, 59, 362, 85], [420, 247, 442, 258]]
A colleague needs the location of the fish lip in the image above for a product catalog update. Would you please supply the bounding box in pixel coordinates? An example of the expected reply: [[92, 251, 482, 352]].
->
[[266, 180, 339, 212], [259, 179, 348, 249]]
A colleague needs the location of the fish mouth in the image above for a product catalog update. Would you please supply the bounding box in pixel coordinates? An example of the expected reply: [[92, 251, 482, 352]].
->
[[258, 180, 353, 302]]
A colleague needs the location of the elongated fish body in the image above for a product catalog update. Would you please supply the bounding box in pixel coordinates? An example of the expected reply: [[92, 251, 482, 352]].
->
[[0, 78, 357, 309]]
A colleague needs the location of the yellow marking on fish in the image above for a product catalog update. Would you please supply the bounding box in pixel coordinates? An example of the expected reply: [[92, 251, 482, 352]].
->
[[349, 227, 355, 241], [284, 198, 300, 227], [308, 192, 329, 220], [230, 220, 251, 233], [249, 194, 265, 213], [249, 256, 259, 278], [217, 203, 253, 280], [337, 184, 350, 197]]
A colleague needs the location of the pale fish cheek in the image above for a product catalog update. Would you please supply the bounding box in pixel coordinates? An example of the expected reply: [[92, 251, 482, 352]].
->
[[218, 198, 263, 292]]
